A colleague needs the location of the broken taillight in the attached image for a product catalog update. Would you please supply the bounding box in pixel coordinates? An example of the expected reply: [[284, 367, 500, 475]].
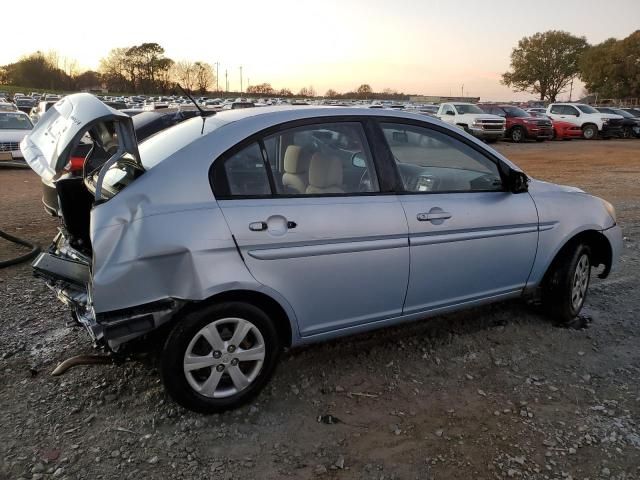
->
[[64, 156, 85, 172]]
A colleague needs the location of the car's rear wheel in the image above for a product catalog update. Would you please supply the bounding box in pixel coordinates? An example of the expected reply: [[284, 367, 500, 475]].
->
[[582, 124, 598, 140], [161, 302, 282, 413], [622, 126, 633, 139], [542, 243, 592, 324], [510, 126, 524, 143]]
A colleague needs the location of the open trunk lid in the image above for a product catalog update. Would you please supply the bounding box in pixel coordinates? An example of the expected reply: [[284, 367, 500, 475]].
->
[[20, 93, 142, 183]]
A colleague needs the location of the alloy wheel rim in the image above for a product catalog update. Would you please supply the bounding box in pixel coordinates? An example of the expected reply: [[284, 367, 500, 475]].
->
[[513, 129, 522, 141], [571, 254, 590, 311], [584, 128, 595, 139], [183, 317, 266, 398]]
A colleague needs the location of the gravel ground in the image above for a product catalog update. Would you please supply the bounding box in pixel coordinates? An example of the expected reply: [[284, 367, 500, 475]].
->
[[1, 140, 639, 480]]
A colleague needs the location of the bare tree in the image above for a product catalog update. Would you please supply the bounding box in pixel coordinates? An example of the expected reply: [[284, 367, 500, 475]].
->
[[193, 62, 215, 94], [172, 60, 196, 91]]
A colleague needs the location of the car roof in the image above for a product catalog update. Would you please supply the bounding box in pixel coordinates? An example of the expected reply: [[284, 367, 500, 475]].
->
[[200, 105, 432, 133]]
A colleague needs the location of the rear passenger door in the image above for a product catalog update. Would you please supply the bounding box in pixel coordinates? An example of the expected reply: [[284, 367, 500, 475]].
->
[[212, 120, 410, 337]]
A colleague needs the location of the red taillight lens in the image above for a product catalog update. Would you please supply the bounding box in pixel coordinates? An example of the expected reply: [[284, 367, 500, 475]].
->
[[69, 156, 85, 171]]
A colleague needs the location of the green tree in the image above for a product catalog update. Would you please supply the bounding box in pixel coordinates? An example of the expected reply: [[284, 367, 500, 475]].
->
[[580, 30, 640, 99], [356, 84, 372, 98], [2, 51, 71, 90], [502, 31, 588, 101], [74, 70, 102, 90]]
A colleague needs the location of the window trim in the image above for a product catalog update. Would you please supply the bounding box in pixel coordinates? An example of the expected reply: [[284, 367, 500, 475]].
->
[[210, 116, 388, 200], [371, 117, 509, 195]]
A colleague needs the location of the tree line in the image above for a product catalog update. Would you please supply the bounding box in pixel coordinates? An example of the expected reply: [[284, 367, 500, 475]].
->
[[247, 82, 408, 100], [0, 43, 216, 94], [0, 44, 410, 99], [502, 29, 640, 102]]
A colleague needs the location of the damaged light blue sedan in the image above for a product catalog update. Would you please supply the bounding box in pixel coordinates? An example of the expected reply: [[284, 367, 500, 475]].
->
[[22, 93, 622, 413]]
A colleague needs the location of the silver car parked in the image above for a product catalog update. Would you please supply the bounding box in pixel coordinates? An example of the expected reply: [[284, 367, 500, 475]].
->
[[22, 94, 622, 413]]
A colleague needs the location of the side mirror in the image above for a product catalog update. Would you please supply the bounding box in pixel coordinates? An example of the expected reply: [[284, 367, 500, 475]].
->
[[352, 152, 366, 168], [508, 169, 529, 193], [575, 112, 580, 117]]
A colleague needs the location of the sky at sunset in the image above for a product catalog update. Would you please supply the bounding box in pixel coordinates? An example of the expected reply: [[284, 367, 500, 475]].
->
[[3, 0, 639, 101]]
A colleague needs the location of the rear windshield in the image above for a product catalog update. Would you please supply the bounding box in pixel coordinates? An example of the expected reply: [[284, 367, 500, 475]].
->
[[99, 155, 144, 200], [0, 112, 32, 129], [454, 104, 483, 114], [577, 105, 598, 114], [502, 106, 529, 117]]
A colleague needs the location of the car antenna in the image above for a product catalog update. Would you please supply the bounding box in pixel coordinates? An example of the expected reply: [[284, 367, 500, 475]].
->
[[175, 83, 214, 117]]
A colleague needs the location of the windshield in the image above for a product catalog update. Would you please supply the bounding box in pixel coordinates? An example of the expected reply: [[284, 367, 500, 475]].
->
[[502, 106, 529, 117], [454, 104, 484, 114], [577, 105, 598, 114], [0, 112, 33, 129], [612, 109, 634, 118]]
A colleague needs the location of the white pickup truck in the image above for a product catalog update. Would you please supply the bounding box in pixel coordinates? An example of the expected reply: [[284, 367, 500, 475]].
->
[[436, 102, 505, 142], [546, 103, 624, 139]]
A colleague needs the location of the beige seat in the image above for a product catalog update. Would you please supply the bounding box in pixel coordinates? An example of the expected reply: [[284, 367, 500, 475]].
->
[[306, 153, 344, 194], [282, 146, 310, 194]]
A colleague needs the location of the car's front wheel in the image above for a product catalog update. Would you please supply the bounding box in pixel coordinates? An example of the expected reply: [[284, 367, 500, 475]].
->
[[542, 243, 592, 323], [161, 302, 282, 413], [510, 126, 525, 143], [582, 124, 598, 140]]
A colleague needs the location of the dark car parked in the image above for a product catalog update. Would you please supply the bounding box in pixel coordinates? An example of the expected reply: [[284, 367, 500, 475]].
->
[[479, 104, 553, 143], [596, 107, 640, 138], [620, 108, 640, 118], [14, 97, 36, 114]]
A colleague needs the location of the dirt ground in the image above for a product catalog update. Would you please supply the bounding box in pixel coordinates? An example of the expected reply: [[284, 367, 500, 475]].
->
[[1, 139, 639, 480]]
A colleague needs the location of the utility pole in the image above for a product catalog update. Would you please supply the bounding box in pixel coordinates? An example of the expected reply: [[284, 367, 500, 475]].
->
[[569, 77, 574, 102], [461, 84, 464, 98], [214, 62, 220, 92], [240, 65, 243, 94], [225, 69, 228, 93]]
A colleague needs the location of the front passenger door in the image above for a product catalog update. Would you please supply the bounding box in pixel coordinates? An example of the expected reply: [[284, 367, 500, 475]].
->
[[379, 121, 539, 314]]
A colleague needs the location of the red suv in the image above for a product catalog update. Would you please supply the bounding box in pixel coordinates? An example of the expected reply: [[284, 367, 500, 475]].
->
[[479, 104, 553, 143]]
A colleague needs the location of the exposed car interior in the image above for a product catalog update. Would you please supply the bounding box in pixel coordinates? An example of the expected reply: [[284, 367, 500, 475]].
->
[[381, 123, 503, 193], [222, 122, 379, 196]]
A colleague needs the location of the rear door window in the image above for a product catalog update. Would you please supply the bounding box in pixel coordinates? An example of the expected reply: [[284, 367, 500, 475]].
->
[[223, 142, 271, 196]]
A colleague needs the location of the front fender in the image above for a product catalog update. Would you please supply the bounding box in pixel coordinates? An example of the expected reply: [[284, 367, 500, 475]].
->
[[526, 181, 619, 286]]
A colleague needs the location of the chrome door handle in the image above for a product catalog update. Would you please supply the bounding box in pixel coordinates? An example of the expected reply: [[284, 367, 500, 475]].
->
[[249, 220, 297, 231], [417, 212, 452, 222], [249, 222, 267, 231]]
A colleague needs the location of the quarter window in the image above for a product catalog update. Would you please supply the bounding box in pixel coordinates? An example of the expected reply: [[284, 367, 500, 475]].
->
[[381, 123, 503, 193]]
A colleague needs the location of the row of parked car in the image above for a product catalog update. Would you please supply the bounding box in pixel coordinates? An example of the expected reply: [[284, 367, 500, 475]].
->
[[2, 91, 640, 169], [433, 102, 640, 143]]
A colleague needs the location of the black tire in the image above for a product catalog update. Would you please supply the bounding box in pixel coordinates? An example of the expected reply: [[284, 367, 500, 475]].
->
[[622, 126, 632, 139], [510, 126, 525, 143], [542, 243, 592, 324], [161, 301, 282, 413], [582, 124, 598, 140]]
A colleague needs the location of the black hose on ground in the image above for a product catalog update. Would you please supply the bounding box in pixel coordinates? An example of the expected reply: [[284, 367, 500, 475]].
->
[[0, 229, 41, 268]]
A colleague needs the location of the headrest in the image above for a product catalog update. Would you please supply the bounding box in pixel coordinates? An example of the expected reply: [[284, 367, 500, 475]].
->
[[284, 145, 308, 174], [308, 153, 342, 188]]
